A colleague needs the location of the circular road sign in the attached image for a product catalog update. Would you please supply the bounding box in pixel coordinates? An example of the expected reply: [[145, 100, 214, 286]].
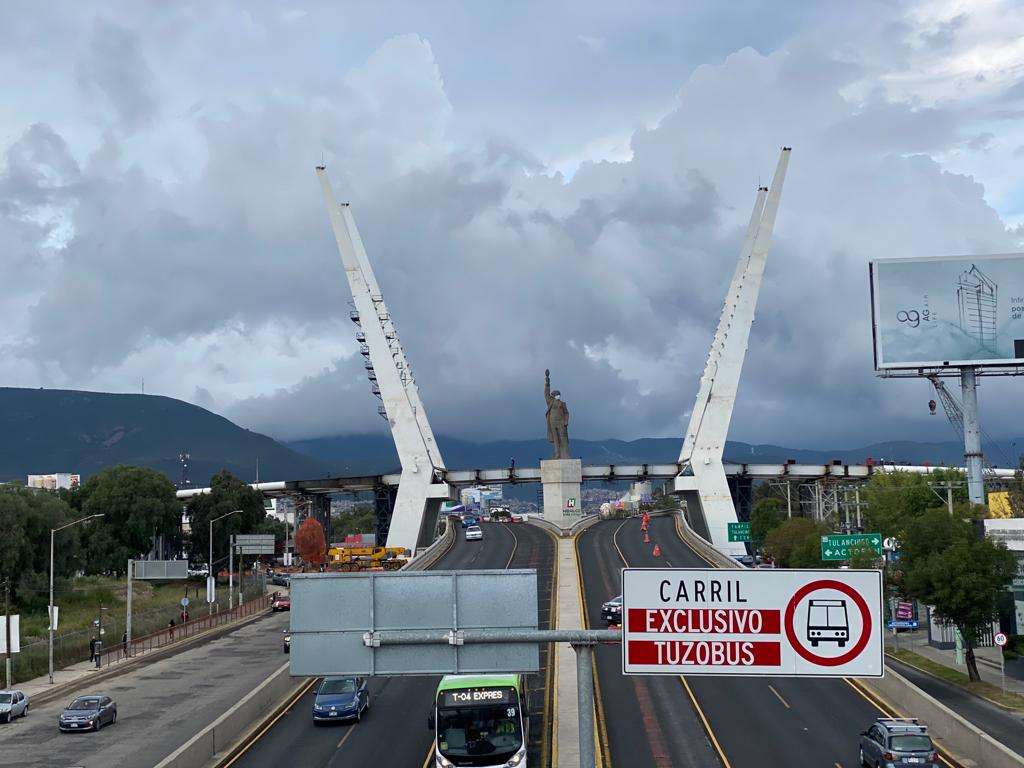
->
[[883, 537, 899, 551], [994, 632, 1008, 647], [784, 579, 873, 667], [180, 597, 190, 608]]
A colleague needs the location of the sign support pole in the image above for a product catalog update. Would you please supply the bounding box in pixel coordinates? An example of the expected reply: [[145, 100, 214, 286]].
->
[[126, 560, 133, 657], [960, 366, 985, 505], [229, 538, 234, 611], [574, 643, 596, 768], [4, 579, 11, 688]]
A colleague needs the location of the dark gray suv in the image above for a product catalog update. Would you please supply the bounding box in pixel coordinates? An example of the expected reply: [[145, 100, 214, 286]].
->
[[859, 717, 937, 767]]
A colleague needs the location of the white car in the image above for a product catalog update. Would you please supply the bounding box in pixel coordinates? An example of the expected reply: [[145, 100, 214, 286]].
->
[[465, 525, 483, 541], [0, 690, 28, 723]]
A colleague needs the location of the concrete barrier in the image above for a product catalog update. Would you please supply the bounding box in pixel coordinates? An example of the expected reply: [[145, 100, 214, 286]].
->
[[674, 510, 739, 569], [405, 516, 455, 571], [529, 513, 601, 539], [153, 662, 301, 768], [861, 667, 1024, 768]]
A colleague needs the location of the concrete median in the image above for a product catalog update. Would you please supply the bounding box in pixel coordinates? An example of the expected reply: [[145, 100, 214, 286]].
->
[[153, 662, 303, 768]]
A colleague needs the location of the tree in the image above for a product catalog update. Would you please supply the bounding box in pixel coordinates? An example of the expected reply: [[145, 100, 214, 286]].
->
[[186, 470, 269, 568], [763, 518, 836, 569], [901, 514, 1017, 681], [750, 498, 784, 549], [79, 466, 181, 573], [862, 471, 943, 541], [295, 518, 327, 566], [0, 485, 81, 601], [332, 505, 376, 538]]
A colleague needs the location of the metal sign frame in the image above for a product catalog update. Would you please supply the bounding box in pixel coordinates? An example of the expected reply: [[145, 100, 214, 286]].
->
[[133, 560, 189, 580], [289, 569, 539, 676]]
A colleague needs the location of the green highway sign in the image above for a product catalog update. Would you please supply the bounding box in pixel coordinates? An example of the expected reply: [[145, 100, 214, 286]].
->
[[727, 522, 751, 542], [821, 533, 883, 561]]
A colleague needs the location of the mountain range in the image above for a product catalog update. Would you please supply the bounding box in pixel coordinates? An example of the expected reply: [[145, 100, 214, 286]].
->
[[1, 387, 1018, 490]]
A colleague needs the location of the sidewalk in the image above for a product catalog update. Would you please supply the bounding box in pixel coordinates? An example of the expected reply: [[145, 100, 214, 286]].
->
[[886, 631, 1024, 696], [15, 591, 276, 705]]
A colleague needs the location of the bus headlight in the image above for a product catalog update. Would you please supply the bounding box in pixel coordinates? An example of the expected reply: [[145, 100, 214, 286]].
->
[[436, 756, 453, 768], [506, 746, 526, 766]]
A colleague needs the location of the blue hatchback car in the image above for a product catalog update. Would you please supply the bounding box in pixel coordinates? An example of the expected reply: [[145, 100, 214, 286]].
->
[[312, 677, 370, 725]]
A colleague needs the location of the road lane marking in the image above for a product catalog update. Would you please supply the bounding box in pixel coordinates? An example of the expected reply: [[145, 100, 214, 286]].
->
[[834, 762, 843, 767], [678, 676, 733, 768], [767, 684, 790, 709], [220, 677, 318, 767], [422, 740, 435, 768], [574, 525, 608, 768], [336, 725, 355, 749], [502, 522, 519, 568]]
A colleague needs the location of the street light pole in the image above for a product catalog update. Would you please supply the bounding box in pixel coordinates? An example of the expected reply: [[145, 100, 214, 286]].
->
[[208, 510, 242, 615], [48, 514, 103, 684]]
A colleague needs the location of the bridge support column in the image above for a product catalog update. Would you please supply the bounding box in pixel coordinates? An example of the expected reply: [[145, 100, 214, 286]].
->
[[541, 459, 583, 531]]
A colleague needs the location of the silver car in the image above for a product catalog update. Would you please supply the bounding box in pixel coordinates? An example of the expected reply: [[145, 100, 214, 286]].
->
[[58, 694, 117, 732], [0, 690, 28, 722], [859, 717, 937, 767]]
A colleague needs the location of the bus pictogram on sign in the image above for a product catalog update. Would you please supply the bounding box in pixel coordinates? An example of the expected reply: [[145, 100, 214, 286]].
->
[[621, 568, 883, 678]]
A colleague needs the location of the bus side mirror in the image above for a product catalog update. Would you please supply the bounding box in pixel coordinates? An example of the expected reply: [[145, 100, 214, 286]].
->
[[427, 714, 435, 730]]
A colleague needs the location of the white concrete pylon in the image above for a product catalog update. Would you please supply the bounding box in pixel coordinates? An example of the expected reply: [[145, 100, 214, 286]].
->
[[675, 147, 791, 553], [317, 168, 450, 551]]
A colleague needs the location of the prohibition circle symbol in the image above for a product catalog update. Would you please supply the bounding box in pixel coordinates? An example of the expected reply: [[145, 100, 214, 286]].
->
[[784, 579, 872, 667]]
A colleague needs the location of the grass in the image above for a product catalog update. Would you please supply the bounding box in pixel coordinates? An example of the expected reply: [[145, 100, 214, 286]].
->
[[10, 574, 264, 685], [887, 648, 1024, 711]]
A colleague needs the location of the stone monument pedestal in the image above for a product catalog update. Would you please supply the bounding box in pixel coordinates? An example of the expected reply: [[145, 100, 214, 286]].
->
[[541, 458, 583, 530]]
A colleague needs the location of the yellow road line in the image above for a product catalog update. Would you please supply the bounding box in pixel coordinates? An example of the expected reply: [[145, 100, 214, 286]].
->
[[503, 522, 519, 568], [678, 676, 733, 768], [574, 524, 607, 768], [336, 725, 355, 749], [422, 739, 435, 768], [767, 684, 790, 709], [537, 523, 559, 768], [219, 677, 318, 767]]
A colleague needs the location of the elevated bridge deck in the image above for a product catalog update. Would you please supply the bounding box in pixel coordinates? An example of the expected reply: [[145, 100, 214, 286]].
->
[[175, 462, 1012, 499]]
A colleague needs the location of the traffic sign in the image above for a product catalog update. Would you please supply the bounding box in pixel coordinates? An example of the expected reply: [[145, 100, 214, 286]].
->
[[895, 601, 913, 620], [180, 597, 190, 608], [820, 533, 882, 561], [206, 576, 216, 604], [727, 522, 751, 542], [995, 632, 1008, 647], [621, 568, 883, 677]]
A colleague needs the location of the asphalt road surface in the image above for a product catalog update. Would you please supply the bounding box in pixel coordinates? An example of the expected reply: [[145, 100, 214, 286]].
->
[[0, 610, 290, 768], [579, 514, 892, 768], [233, 520, 556, 768]]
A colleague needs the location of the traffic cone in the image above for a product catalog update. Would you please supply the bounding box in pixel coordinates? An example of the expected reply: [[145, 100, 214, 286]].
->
[[652, 543, 662, 557], [643, 532, 650, 544]]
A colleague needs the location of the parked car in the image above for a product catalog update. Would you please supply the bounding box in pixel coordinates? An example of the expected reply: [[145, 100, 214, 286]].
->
[[58, 695, 117, 732], [859, 717, 938, 767], [465, 525, 483, 541], [187, 566, 209, 577], [601, 595, 623, 625], [272, 595, 291, 611], [283, 629, 291, 653], [0, 690, 28, 722], [312, 677, 370, 724]]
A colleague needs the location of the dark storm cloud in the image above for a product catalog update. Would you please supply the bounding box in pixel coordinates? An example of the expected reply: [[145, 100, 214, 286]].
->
[[1, 2, 1021, 450]]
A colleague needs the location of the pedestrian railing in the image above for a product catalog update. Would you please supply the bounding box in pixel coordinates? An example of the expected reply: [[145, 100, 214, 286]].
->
[[100, 593, 275, 667]]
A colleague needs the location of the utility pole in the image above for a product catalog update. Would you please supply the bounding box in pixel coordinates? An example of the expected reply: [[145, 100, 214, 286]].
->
[[4, 579, 11, 688], [928, 481, 959, 514], [126, 560, 133, 657]]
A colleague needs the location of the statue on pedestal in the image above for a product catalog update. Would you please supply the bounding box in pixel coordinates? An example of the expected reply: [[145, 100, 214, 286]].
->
[[545, 369, 570, 460]]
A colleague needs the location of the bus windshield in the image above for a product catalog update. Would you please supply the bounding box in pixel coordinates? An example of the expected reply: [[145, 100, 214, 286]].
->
[[437, 703, 523, 762]]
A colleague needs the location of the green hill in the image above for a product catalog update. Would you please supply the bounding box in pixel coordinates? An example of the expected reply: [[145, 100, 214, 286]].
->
[[0, 387, 327, 486]]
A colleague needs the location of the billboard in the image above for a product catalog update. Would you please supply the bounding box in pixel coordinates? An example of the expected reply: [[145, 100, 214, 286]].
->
[[870, 253, 1024, 369]]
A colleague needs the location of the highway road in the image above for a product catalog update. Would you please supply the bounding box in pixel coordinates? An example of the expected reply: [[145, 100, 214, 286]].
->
[[232, 520, 556, 768], [0, 610, 290, 768], [579, 514, 925, 768]]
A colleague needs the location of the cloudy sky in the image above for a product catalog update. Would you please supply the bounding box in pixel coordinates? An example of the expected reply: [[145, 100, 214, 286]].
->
[[3, 0, 1024, 449]]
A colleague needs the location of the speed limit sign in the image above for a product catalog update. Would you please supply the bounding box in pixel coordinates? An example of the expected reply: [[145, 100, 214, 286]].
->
[[994, 632, 1008, 647]]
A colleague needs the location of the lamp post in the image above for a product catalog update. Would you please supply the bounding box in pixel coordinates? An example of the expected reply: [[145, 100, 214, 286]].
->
[[49, 513, 104, 684], [208, 510, 241, 615]]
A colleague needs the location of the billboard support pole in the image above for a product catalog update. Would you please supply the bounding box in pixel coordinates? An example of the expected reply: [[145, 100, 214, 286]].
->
[[574, 642, 596, 768], [960, 366, 985, 505]]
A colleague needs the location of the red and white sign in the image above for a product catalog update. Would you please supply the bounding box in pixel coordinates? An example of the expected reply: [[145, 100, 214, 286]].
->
[[622, 568, 883, 677], [994, 632, 1008, 647]]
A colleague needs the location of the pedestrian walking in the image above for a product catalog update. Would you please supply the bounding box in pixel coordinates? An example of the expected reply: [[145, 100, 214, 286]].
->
[[122, 631, 128, 657], [168, 618, 176, 641]]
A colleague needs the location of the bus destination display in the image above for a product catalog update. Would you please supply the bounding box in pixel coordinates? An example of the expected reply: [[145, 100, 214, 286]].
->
[[440, 687, 513, 708]]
